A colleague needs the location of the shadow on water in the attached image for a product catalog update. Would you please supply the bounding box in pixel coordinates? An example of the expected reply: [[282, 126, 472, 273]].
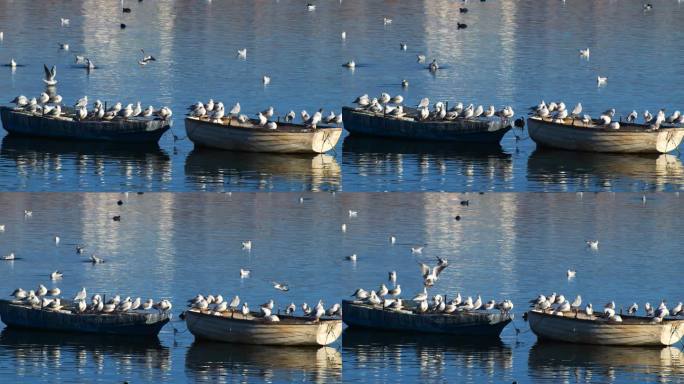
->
[[342, 328, 513, 379], [184, 147, 341, 191], [528, 341, 684, 381], [0, 134, 169, 159], [527, 147, 684, 190], [185, 340, 341, 382], [0, 327, 171, 376]]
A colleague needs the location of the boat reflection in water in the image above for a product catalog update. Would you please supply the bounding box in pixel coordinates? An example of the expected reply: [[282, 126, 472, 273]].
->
[[184, 148, 341, 191], [0, 328, 170, 381], [0, 135, 172, 190], [527, 148, 684, 191], [341, 136, 513, 190], [528, 341, 684, 382], [342, 328, 513, 382], [185, 340, 341, 383]]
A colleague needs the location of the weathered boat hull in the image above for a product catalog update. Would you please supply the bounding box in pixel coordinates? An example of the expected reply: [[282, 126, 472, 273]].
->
[[184, 310, 342, 346], [185, 117, 342, 154], [0, 300, 170, 336], [0, 107, 171, 143], [342, 300, 511, 337], [527, 117, 684, 154], [527, 310, 684, 346], [342, 107, 511, 143]]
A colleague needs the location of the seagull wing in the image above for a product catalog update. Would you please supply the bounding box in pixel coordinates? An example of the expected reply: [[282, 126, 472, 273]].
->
[[51, 65, 56, 79], [43, 64, 51, 79], [434, 263, 448, 277], [419, 263, 430, 278]]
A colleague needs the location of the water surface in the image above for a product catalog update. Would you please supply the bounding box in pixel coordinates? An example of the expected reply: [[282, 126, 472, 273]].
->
[[2, 0, 684, 191], [0, 192, 683, 382]]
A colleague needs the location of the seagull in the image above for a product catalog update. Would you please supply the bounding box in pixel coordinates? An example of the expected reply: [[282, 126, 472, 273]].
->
[[417, 98, 430, 109], [228, 295, 240, 310], [9, 58, 17, 68], [229, 102, 241, 116], [567, 269, 576, 279], [85, 58, 95, 70], [141, 298, 154, 310], [50, 271, 63, 280], [59, 43, 69, 51], [579, 48, 590, 58], [285, 110, 295, 122], [61, 18, 70, 26], [140, 49, 156, 63], [240, 268, 251, 278], [429, 59, 439, 72], [241, 303, 249, 315], [626, 110, 638, 123], [400, 42, 407, 51], [242, 240, 252, 250], [412, 287, 428, 302], [341, 31, 346, 40], [388, 285, 401, 297], [262, 75, 271, 85], [383, 17, 392, 25], [570, 295, 582, 310], [73, 287, 87, 301], [90, 254, 104, 264], [388, 270, 397, 282], [2, 253, 15, 261], [586, 240, 599, 250], [628, 302, 638, 314], [570, 103, 582, 117], [43, 65, 57, 86], [343, 60, 355, 69], [327, 303, 341, 316], [286, 302, 296, 314], [273, 282, 289, 291], [411, 246, 423, 254], [345, 254, 357, 261], [597, 76, 607, 86], [307, 3, 316, 11], [402, 79, 409, 88], [341, 223, 347, 232], [237, 48, 247, 59], [351, 288, 369, 300]]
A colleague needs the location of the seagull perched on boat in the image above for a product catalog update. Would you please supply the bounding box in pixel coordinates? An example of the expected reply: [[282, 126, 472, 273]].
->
[[327, 303, 341, 316], [351, 288, 369, 300], [353, 94, 370, 107], [10, 95, 28, 108], [627, 110, 638, 123], [627, 302, 638, 314], [324, 111, 336, 124], [257, 112, 268, 126], [261, 106, 274, 119], [43, 64, 57, 86], [285, 110, 295, 122], [228, 102, 240, 116], [210, 103, 224, 122], [645, 302, 654, 316]]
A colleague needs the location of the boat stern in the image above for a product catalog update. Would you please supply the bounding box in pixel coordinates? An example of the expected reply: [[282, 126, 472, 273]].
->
[[312, 128, 342, 153], [656, 129, 684, 153], [316, 319, 343, 345]]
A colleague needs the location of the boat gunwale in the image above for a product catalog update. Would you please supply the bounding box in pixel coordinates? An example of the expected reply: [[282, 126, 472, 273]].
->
[[184, 308, 341, 326], [1, 106, 170, 128], [527, 115, 684, 134], [527, 309, 684, 326], [1, 300, 170, 321], [342, 106, 509, 125], [343, 300, 512, 320], [185, 116, 342, 134]]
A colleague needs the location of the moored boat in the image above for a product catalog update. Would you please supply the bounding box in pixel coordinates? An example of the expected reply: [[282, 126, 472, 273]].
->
[[341, 106, 511, 143], [527, 309, 684, 346], [0, 106, 171, 143], [0, 299, 170, 336], [341, 300, 512, 337], [527, 116, 684, 154], [185, 116, 342, 154], [183, 308, 342, 346]]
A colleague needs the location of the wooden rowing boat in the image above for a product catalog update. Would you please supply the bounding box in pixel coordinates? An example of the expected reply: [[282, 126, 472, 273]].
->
[[527, 309, 684, 346], [527, 116, 684, 154], [341, 106, 511, 143], [185, 116, 342, 154], [341, 300, 512, 337], [0, 106, 171, 143], [0, 299, 170, 336], [183, 308, 342, 346]]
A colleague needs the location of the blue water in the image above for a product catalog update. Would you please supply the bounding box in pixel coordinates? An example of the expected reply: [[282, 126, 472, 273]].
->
[[1, 0, 684, 191], [0, 192, 683, 382]]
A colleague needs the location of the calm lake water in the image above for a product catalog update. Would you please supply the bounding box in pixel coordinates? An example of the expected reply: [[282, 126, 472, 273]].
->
[[2, 0, 684, 191], [0, 192, 683, 383]]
